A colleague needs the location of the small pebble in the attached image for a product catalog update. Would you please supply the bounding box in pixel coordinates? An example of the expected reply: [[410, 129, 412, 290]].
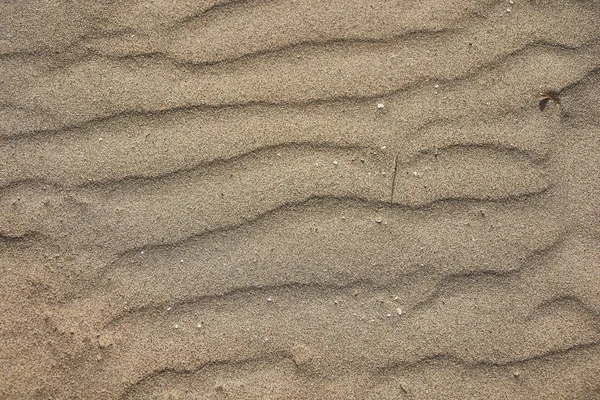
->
[[174, 324, 179, 329], [180, 259, 184, 263], [267, 298, 273, 302], [166, 307, 172, 311], [333, 160, 338, 165], [375, 216, 383, 223], [396, 308, 403, 316], [197, 323, 202, 329], [377, 103, 384, 109], [98, 334, 114, 348]]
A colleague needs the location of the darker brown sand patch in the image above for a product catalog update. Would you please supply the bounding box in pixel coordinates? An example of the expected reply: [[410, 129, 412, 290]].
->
[[1, 0, 599, 399]]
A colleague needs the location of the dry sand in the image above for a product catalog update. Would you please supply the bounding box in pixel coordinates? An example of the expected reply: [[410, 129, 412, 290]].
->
[[1, 0, 600, 399]]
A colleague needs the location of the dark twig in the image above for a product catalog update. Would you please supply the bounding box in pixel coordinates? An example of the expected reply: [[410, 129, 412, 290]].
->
[[390, 153, 399, 204]]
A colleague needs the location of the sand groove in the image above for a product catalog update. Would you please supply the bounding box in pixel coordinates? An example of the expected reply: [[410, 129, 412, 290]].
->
[[121, 343, 600, 399], [0, 142, 554, 254], [87, 0, 600, 67], [1, 1, 599, 399], [0, 106, 557, 188], [49, 196, 563, 334], [62, 236, 600, 398], [3, 39, 600, 136]]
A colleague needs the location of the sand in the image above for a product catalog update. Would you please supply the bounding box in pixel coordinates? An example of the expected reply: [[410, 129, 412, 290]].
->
[[1, 0, 599, 399]]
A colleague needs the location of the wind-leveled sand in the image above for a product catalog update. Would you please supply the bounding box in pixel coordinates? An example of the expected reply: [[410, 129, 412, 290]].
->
[[1, 0, 599, 399]]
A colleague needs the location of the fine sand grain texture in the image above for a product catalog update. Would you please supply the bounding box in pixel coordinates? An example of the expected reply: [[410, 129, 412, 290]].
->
[[1, 0, 600, 399]]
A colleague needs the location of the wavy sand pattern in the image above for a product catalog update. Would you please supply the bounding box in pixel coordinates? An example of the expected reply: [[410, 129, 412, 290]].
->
[[1, 1, 599, 399]]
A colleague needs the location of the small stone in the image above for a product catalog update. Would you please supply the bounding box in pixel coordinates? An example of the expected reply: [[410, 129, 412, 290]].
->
[[197, 323, 202, 329], [513, 371, 521, 378], [292, 344, 314, 366], [375, 216, 383, 223], [180, 259, 184, 263], [333, 160, 338, 165], [386, 314, 391, 318], [434, 83, 439, 89], [174, 324, 179, 329], [167, 307, 172, 311], [377, 103, 384, 109], [399, 381, 409, 393], [267, 298, 273, 302], [98, 334, 114, 348], [396, 308, 403, 316]]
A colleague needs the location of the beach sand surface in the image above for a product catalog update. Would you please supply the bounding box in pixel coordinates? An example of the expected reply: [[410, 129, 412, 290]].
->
[[1, 0, 599, 398]]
